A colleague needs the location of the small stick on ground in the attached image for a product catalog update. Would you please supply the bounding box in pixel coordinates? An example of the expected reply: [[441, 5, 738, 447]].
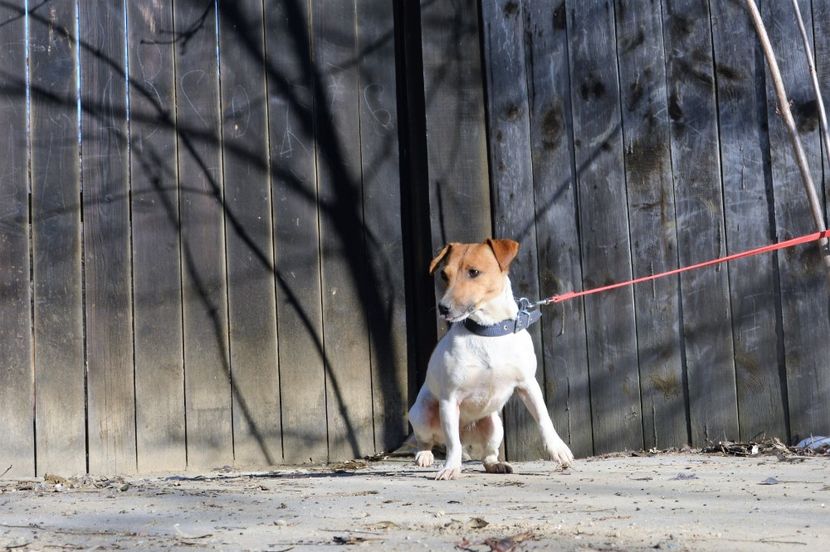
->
[[744, 0, 830, 284]]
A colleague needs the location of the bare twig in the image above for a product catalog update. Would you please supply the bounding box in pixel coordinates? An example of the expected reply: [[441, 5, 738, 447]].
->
[[790, 0, 830, 170], [744, 0, 830, 282], [0, 465, 11, 478]]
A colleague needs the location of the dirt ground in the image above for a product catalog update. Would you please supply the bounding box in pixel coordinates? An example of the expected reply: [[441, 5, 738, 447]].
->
[[0, 452, 828, 551]]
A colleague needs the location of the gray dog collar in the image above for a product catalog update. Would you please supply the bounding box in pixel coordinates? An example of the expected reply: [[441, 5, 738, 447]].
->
[[460, 299, 541, 337]]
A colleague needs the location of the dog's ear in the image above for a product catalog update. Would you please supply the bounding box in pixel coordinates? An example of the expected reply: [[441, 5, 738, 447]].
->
[[486, 238, 520, 272], [429, 243, 453, 274]]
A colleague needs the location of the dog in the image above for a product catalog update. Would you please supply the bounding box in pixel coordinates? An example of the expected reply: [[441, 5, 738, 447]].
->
[[408, 238, 574, 480]]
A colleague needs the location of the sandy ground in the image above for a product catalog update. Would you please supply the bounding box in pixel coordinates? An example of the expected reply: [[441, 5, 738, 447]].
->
[[0, 453, 828, 551]]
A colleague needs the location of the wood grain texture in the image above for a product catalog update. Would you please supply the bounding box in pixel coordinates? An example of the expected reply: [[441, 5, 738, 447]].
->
[[662, 0, 738, 445], [356, 0, 409, 453], [762, 0, 830, 443], [218, 0, 280, 467], [264, 0, 327, 464], [810, 0, 830, 443], [419, 0, 492, 339], [481, 0, 545, 461], [29, 0, 86, 475], [566, 0, 643, 454], [614, 0, 686, 449], [817, 0, 830, 223], [710, 0, 786, 442], [173, 0, 233, 468], [128, 0, 186, 472], [80, 0, 137, 474], [419, 0, 491, 247], [0, 0, 34, 477], [522, 0, 593, 458], [313, 0, 375, 460]]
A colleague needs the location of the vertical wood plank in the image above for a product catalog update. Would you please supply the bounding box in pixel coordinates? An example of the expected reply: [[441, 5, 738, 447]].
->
[[710, 0, 786, 441], [0, 0, 34, 477], [79, 0, 136, 474], [264, 0, 327, 464], [29, 0, 86, 475], [614, 0, 687, 449], [419, 0, 491, 247], [566, 0, 643, 453], [523, 0, 593, 458], [128, 0, 186, 471], [313, 0, 375, 460], [419, 0, 492, 340], [662, 0, 738, 445], [356, 0, 409, 452], [218, 0, 280, 467], [763, 0, 830, 443], [481, 0, 545, 460], [817, 0, 830, 221], [173, 0, 233, 468], [810, 0, 830, 443]]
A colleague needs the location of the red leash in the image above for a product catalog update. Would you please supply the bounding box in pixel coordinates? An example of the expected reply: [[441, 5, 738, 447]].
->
[[541, 230, 830, 304]]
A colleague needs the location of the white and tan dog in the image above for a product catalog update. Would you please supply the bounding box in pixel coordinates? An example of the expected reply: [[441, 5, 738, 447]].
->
[[408, 238, 573, 480]]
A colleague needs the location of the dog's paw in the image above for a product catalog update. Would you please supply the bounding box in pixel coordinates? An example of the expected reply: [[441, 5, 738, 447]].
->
[[483, 461, 513, 474], [434, 465, 462, 480], [415, 450, 434, 467], [547, 440, 574, 468]]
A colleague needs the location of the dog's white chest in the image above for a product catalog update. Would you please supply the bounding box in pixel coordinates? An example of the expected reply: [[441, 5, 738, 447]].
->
[[426, 325, 536, 419]]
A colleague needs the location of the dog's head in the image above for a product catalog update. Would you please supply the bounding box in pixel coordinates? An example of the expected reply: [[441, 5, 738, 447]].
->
[[429, 238, 520, 322]]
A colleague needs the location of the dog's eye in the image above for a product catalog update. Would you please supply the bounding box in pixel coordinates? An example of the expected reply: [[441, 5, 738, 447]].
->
[[440, 270, 449, 282], [468, 268, 480, 279]]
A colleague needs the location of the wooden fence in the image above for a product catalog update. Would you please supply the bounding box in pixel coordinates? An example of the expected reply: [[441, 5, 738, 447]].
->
[[3, 0, 830, 476], [467, 0, 830, 459], [0, 0, 407, 476]]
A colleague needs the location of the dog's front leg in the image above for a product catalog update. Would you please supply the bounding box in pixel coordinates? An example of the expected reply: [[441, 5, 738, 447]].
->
[[517, 379, 574, 468], [435, 398, 463, 480]]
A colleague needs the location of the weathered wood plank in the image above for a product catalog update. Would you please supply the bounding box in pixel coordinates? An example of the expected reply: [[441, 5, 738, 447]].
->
[[29, 0, 86, 475], [79, 0, 136, 474], [312, 0, 375, 460], [481, 0, 545, 461], [615, 0, 686, 449], [811, 0, 830, 442], [818, 0, 830, 224], [264, 0, 327, 464], [419, 0, 491, 247], [522, 0, 593, 458], [662, 0, 738, 445], [762, 0, 829, 443], [0, 0, 34, 477], [710, 0, 786, 442], [218, 0, 280, 467], [173, 0, 233, 468], [419, 0, 492, 340], [356, 0, 409, 453], [824, 1, 830, 227], [521, 0, 591, 457], [566, 0, 643, 454], [128, 0, 186, 472]]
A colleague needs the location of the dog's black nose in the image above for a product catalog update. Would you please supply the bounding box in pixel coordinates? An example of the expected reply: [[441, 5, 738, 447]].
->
[[438, 303, 450, 317]]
